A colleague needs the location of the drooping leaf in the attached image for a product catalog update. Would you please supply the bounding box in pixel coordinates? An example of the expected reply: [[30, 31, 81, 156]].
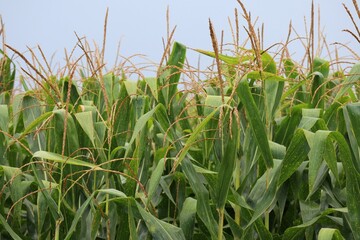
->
[[137, 202, 186, 240], [278, 129, 310, 187], [33, 151, 102, 170]]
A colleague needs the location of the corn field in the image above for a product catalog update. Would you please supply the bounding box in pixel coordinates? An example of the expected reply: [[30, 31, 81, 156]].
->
[[1, 1, 360, 239]]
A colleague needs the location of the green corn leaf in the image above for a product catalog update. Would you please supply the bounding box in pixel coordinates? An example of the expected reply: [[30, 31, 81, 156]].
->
[[144, 77, 158, 101], [0, 105, 8, 132], [137, 202, 186, 240], [128, 200, 138, 240], [244, 176, 278, 231], [12, 111, 52, 144], [125, 104, 163, 157], [308, 131, 338, 197], [181, 158, 218, 239], [330, 132, 360, 238], [335, 63, 360, 100], [173, 105, 220, 170], [283, 58, 299, 79], [261, 51, 277, 74], [0, 213, 22, 240], [283, 208, 347, 240], [312, 57, 329, 78], [265, 78, 285, 120], [216, 109, 239, 210], [158, 42, 186, 108], [237, 79, 273, 168], [61, 78, 82, 109], [53, 109, 79, 156], [344, 103, 360, 171], [113, 82, 131, 147], [75, 111, 95, 146], [146, 158, 165, 205], [318, 228, 345, 240], [180, 197, 197, 240], [33, 151, 102, 170], [310, 72, 325, 108], [64, 192, 95, 240], [194, 48, 240, 65], [278, 128, 310, 187], [224, 212, 243, 239], [30, 162, 62, 223]]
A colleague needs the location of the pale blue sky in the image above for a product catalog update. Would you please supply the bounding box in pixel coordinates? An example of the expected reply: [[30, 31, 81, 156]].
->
[[1, 0, 356, 69]]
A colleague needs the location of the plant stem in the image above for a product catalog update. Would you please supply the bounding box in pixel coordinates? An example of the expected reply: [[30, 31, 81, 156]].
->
[[218, 208, 224, 240], [235, 157, 241, 226], [265, 169, 270, 230]]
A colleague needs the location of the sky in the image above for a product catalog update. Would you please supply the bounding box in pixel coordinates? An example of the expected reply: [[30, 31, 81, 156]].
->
[[1, 0, 357, 72]]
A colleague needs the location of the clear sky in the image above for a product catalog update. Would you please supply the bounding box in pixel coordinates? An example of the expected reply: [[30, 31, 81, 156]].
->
[[1, 0, 357, 71]]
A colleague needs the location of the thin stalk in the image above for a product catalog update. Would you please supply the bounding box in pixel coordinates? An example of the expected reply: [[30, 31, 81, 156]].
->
[[55, 164, 64, 240], [235, 157, 241, 226], [265, 168, 270, 230], [106, 175, 110, 240], [218, 208, 224, 240]]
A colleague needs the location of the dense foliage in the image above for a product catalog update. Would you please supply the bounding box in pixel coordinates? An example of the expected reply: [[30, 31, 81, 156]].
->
[[1, 2, 360, 240]]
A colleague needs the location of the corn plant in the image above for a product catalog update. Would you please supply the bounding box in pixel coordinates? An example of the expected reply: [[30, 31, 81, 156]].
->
[[1, 2, 360, 240]]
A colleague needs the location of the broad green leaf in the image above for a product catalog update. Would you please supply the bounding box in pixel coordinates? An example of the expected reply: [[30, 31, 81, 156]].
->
[[283, 58, 299, 79], [136, 202, 186, 240], [30, 162, 62, 222], [37, 191, 48, 235], [204, 95, 230, 116], [308, 131, 329, 193], [166, 42, 186, 101], [65, 192, 95, 240], [283, 208, 346, 239], [14, 111, 52, 143], [144, 77, 158, 101], [261, 51, 277, 74], [264, 78, 284, 120], [310, 72, 325, 108], [237, 79, 273, 168], [158, 42, 186, 108], [181, 158, 218, 239], [124, 80, 138, 96], [216, 110, 239, 209], [330, 132, 360, 238], [318, 228, 345, 240], [22, 95, 42, 128], [0, 214, 22, 240], [274, 104, 305, 146], [0, 105, 8, 132], [245, 172, 278, 229], [128, 201, 138, 240], [308, 131, 338, 197], [278, 129, 310, 187], [97, 188, 127, 198], [75, 111, 95, 146], [174, 106, 220, 170], [61, 78, 82, 109], [125, 104, 163, 157], [146, 158, 165, 205], [312, 58, 329, 78], [344, 103, 360, 171], [335, 63, 360, 100], [0, 165, 23, 223], [224, 213, 243, 239], [33, 151, 102, 170], [180, 197, 197, 240], [53, 109, 79, 156]]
